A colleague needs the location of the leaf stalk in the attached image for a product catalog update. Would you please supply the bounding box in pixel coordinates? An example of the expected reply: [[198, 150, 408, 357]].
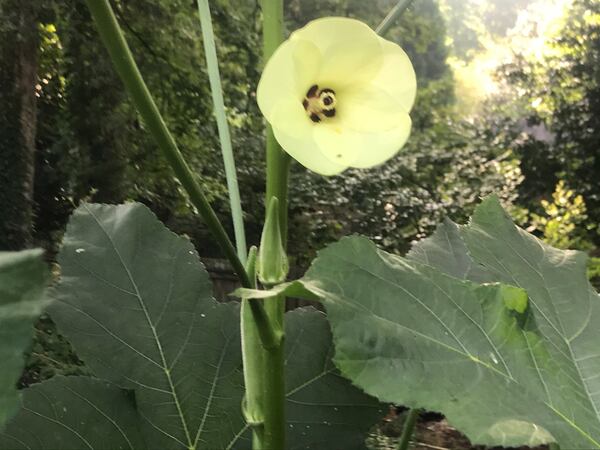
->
[[376, 0, 416, 36], [397, 408, 420, 450], [196, 0, 248, 265]]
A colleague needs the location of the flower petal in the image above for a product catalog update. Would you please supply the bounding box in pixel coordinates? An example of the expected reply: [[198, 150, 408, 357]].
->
[[336, 84, 409, 132], [369, 38, 417, 112], [270, 100, 347, 176], [293, 17, 383, 88], [291, 39, 322, 96], [257, 39, 321, 121], [314, 113, 412, 169], [313, 123, 361, 166], [350, 114, 412, 168], [269, 98, 310, 138]]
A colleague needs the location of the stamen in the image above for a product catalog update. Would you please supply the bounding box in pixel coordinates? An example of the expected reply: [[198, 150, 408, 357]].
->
[[318, 89, 337, 111], [303, 85, 337, 123]]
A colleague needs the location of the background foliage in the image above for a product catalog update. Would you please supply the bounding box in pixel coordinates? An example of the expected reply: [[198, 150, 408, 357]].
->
[[3, 0, 597, 259]]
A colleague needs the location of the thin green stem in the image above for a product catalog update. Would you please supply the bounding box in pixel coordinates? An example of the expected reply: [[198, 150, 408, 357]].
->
[[397, 408, 419, 450], [196, 0, 247, 265], [84, 0, 249, 286], [376, 0, 416, 36]]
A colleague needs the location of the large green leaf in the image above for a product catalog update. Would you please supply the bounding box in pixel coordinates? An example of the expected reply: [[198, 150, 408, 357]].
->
[[407, 218, 492, 283], [412, 197, 600, 447], [35, 203, 380, 449], [0, 376, 146, 449], [240, 198, 600, 448], [48, 203, 246, 450], [281, 308, 383, 450], [0, 249, 49, 429]]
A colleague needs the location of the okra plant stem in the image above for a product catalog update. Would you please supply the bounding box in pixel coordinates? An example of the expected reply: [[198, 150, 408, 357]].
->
[[254, 1, 288, 448], [397, 408, 420, 450]]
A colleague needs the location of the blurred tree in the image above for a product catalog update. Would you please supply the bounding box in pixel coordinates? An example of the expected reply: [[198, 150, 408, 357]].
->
[[529, 180, 592, 250], [440, 0, 534, 61], [482, 0, 531, 36], [33, 20, 75, 255], [0, 0, 40, 250], [60, 1, 131, 204]]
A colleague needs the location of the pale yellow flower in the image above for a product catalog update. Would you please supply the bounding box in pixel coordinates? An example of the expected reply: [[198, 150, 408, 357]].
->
[[257, 17, 416, 175]]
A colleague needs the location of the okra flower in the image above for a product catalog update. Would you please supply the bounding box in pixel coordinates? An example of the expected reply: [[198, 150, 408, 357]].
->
[[257, 17, 416, 175]]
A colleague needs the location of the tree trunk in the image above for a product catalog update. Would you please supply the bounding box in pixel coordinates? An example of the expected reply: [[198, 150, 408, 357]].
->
[[63, 1, 130, 204], [0, 0, 39, 250]]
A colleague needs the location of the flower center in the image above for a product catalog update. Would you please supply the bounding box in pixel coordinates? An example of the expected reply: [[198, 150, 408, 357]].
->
[[302, 84, 337, 123]]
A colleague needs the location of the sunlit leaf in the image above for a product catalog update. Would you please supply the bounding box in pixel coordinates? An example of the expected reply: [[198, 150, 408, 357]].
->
[[245, 197, 600, 448]]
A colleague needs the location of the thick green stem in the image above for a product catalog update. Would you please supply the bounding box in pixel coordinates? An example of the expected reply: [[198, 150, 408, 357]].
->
[[265, 129, 291, 244], [262, 0, 290, 244], [258, 1, 288, 449], [397, 408, 419, 450], [243, 293, 284, 450]]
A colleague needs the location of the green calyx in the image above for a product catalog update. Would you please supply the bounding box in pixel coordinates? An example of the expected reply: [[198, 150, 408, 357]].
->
[[258, 197, 289, 285]]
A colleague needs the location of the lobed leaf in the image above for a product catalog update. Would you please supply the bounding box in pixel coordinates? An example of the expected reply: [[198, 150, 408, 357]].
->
[[48, 203, 245, 450], [257, 197, 600, 448]]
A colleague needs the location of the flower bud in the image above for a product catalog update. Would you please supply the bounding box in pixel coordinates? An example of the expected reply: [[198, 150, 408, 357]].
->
[[257, 197, 289, 285]]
